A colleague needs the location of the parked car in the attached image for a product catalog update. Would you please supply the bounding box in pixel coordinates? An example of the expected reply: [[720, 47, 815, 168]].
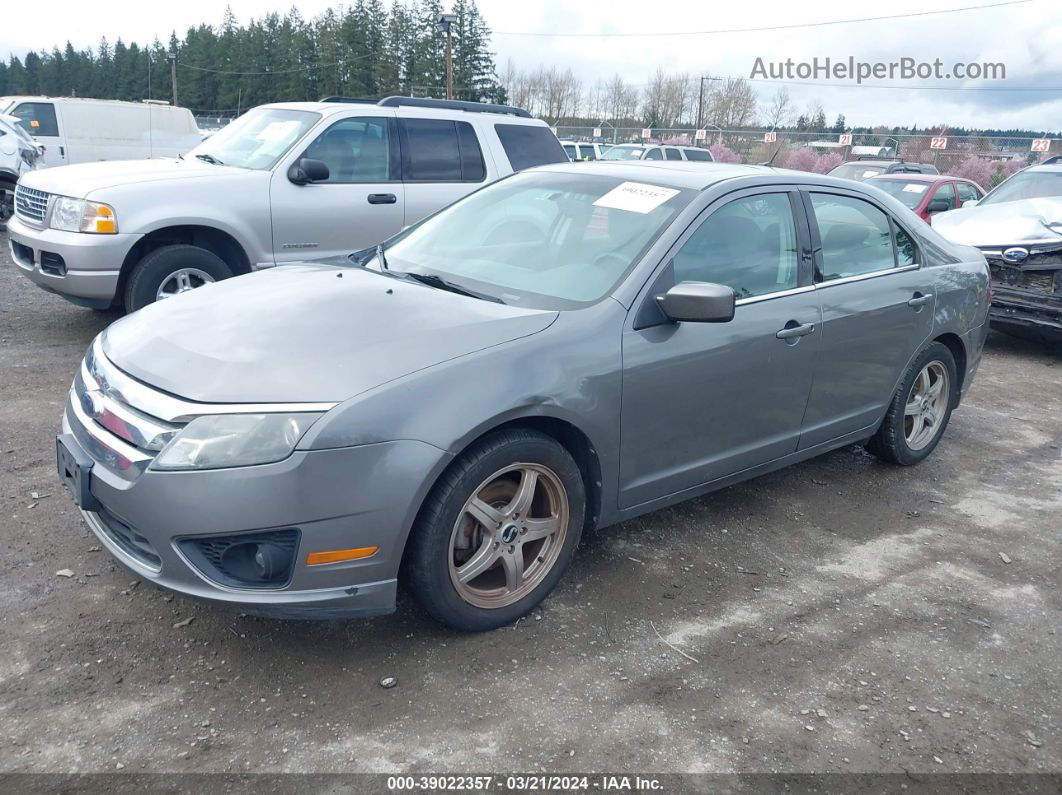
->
[[8, 96, 565, 312], [0, 97, 202, 167], [933, 162, 1062, 344], [868, 173, 984, 223], [560, 141, 610, 161], [601, 143, 715, 162], [56, 161, 989, 631], [0, 113, 41, 230], [828, 159, 939, 181]]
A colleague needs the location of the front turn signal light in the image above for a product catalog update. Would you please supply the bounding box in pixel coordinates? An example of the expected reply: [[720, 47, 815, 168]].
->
[[306, 546, 379, 565]]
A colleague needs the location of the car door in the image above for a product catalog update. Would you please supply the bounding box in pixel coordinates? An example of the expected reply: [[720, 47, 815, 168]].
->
[[270, 111, 404, 264], [619, 188, 821, 509], [10, 101, 66, 166], [797, 189, 936, 449], [399, 117, 488, 227]]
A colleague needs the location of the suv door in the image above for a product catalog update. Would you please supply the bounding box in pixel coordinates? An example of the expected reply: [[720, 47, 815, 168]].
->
[[270, 112, 403, 263], [798, 190, 935, 448], [10, 101, 65, 167], [619, 189, 820, 508], [399, 117, 487, 227]]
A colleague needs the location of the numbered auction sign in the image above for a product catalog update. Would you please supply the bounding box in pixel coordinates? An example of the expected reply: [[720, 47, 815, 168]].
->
[[930, 137, 948, 150], [641, 128, 652, 139], [764, 131, 777, 143], [1031, 139, 1052, 153], [839, 133, 853, 146]]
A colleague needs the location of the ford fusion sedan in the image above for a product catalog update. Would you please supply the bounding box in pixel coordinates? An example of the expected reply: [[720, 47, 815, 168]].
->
[[57, 162, 990, 631]]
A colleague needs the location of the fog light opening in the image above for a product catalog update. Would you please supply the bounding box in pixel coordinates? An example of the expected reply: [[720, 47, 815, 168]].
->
[[220, 541, 292, 584]]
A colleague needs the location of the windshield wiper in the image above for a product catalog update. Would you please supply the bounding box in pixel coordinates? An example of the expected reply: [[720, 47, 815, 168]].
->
[[195, 153, 224, 165], [376, 244, 390, 270], [401, 272, 503, 303]]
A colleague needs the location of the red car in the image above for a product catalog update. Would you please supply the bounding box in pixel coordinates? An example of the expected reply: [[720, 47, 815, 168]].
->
[[867, 173, 985, 224]]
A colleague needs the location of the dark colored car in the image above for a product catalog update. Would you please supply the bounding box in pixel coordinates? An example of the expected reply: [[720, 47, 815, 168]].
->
[[933, 164, 1062, 345], [868, 174, 985, 224], [829, 160, 939, 182]]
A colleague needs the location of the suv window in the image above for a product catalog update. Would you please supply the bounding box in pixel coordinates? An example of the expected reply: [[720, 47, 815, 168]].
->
[[400, 118, 484, 182], [665, 147, 683, 161], [562, 143, 577, 160], [580, 145, 597, 161], [684, 148, 712, 162], [494, 124, 567, 171], [11, 102, 59, 137], [956, 181, 980, 203], [644, 147, 664, 160], [303, 116, 392, 182], [673, 193, 799, 299], [811, 193, 902, 280]]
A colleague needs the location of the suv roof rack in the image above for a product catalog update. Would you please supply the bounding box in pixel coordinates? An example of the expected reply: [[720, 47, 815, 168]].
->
[[319, 96, 379, 104], [376, 96, 531, 118]]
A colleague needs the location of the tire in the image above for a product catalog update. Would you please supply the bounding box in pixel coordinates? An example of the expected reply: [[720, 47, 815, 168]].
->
[[405, 428, 586, 632], [868, 341, 958, 466], [124, 244, 233, 312], [0, 181, 15, 231]]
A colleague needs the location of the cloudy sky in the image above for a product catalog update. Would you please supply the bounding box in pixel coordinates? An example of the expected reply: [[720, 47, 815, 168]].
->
[[2, 0, 1060, 130]]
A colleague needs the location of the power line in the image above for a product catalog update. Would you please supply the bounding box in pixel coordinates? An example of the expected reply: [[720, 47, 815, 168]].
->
[[493, 0, 1033, 37]]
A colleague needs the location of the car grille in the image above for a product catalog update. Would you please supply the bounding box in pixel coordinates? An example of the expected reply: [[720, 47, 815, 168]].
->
[[14, 184, 49, 224], [985, 248, 1062, 296]]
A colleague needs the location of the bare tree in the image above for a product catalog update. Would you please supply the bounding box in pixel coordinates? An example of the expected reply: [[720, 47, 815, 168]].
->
[[708, 77, 758, 134], [763, 87, 794, 129]]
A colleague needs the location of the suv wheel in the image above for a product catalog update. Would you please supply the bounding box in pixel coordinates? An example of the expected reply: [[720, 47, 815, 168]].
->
[[124, 244, 233, 312], [405, 429, 586, 631], [868, 341, 958, 466], [0, 182, 15, 230]]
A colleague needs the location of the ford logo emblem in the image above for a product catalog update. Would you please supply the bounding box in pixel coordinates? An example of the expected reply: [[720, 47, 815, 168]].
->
[[1002, 247, 1029, 264]]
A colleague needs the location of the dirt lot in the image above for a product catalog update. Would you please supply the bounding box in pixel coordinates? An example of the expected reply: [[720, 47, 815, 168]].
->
[[1, 231, 1060, 778]]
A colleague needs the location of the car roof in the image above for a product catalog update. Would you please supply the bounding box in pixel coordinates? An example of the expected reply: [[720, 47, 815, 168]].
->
[[868, 173, 952, 183], [533, 161, 864, 191], [261, 100, 545, 124], [1023, 163, 1062, 173]]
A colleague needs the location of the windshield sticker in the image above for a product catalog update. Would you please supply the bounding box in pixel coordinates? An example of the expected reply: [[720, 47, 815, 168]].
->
[[862, 170, 881, 178], [593, 181, 680, 214], [255, 121, 300, 142], [902, 184, 928, 194]]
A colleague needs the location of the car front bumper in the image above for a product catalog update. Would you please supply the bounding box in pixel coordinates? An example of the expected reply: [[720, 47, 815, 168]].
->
[[989, 287, 1062, 343], [61, 400, 450, 619], [8, 214, 140, 308]]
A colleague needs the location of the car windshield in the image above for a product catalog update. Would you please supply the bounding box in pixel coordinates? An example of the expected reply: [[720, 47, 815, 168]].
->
[[601, 145, 646, 161], [380, 171, 692, 309], [981, 170, 1062, 205], [186, 107, 319, 170], [871, 179, 931, 209], [829, 163, 887, 181]]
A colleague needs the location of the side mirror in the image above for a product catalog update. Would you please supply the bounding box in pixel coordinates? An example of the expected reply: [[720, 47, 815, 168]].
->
[[287, 158, 330, 185], [962, 199, 979, 208], [656, 281, 735, 323], [926, 199, 951, 213]]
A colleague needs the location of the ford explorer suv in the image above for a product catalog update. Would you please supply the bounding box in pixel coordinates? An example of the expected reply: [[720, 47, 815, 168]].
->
[[8, 96, 565, 312], [600, 144, 715, 163]]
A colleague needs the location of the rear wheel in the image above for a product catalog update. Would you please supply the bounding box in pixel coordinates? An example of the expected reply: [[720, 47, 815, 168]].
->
[[405, 429, 585, 631], [868, 342, 957, 466], [124, 244, 233, 312]]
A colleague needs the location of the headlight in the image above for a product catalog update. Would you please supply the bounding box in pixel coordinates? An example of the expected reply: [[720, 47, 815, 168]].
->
[[49, 197, 118, 234], [152, 413, 322, 471]]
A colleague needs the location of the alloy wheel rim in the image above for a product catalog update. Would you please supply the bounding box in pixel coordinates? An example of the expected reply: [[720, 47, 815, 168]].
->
[[448, 463, 569, 609], [156, 267, 215, 300], [904, 361, 949, 451]]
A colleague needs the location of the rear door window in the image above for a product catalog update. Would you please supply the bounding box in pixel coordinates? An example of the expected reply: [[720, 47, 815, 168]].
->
[[11, 102, 59, 137], [810, 193, 901, 280], [400, 118, 485, 182], [494, 124, 567, 171], [684, 148, 712, 162], [664, 147, 683, 161]]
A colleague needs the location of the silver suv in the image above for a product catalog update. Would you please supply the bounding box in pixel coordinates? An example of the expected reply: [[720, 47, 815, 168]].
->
[[8, 97, 564, 311], [600, 143, 715, 163]]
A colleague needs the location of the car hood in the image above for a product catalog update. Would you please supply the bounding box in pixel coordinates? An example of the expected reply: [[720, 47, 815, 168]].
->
[[101, 265, 558, 404], [933, 197, 1062, 247], [19, 158, 248, 198]]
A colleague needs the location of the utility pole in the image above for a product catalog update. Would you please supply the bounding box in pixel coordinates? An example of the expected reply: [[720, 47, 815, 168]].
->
[[696, 76, 707, 131], [168, 53, 178, 107], [436, 13, 458, 100]]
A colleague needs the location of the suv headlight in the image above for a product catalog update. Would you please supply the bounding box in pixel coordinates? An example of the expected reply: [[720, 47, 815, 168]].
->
[[152, 413, 322, 471], [49, 197, 118, 234]]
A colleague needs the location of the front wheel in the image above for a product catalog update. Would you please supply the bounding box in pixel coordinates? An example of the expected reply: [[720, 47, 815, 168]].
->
[[868, 342, 958, 466], [124, 244, 233, 312], [0, 182, 15, 230], [405, 429, 586, 631]]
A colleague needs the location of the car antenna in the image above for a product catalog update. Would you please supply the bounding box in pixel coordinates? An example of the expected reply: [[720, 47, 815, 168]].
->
[[759, 144, 783, 167]]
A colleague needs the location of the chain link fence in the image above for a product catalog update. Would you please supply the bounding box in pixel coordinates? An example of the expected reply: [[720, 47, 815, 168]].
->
[[554, 126, 1053, 184]]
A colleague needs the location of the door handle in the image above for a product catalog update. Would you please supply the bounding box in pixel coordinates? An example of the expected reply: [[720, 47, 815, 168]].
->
[[776, 321, 816, 340], [367, 193, 397, 205], [907, 292, 933, 308]]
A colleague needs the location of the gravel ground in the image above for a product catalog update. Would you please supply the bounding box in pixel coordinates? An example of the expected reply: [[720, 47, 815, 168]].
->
[[1, 232, 1060, 777]]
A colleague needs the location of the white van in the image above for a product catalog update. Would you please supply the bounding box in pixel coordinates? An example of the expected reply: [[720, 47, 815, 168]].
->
[[0, 97, 202, 167]]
